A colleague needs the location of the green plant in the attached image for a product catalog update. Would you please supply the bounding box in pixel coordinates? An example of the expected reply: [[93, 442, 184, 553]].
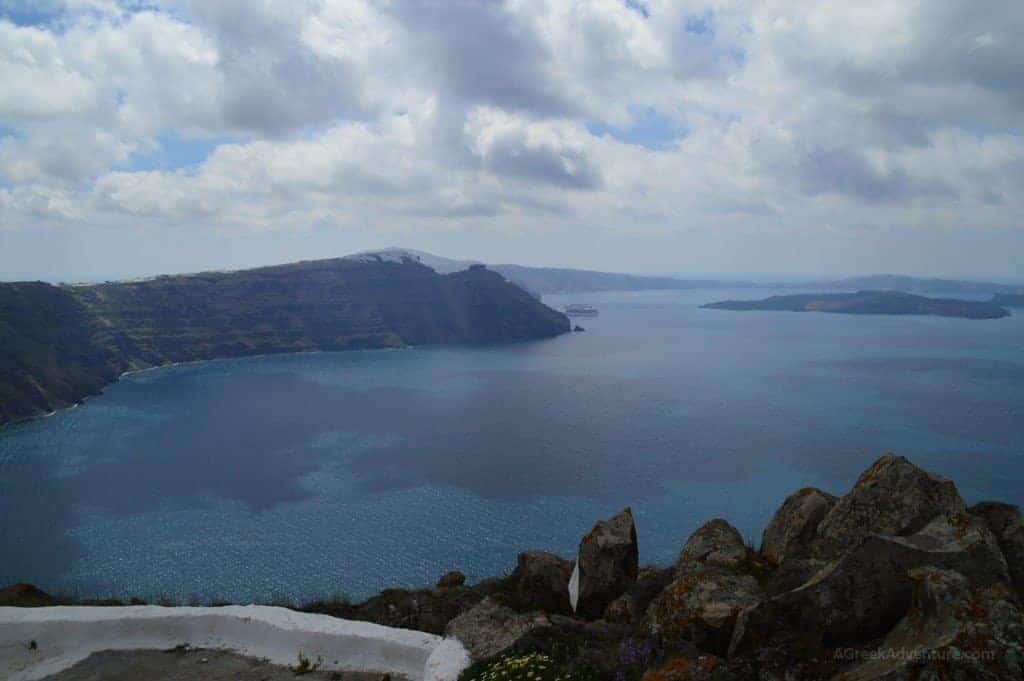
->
[[293, 651, 323, 676], [472, 653, 558, 681]]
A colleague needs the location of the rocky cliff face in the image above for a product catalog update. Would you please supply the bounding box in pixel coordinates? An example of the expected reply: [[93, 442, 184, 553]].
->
[[0, 256, 570, 427]]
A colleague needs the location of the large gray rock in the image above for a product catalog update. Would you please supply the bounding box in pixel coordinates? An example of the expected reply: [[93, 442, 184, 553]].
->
[[833, 568, 1024, 681], [646, 567, 764, 656], [0, 583, 56, 607], [576, 507, 639, 620], [813, 454, 966, 559], [508, 550, 573, 614], [676, 519, 749, 573], [761, 487, 837, 564], [729, 513, 1010, 658], [444, 597, 552, 662], [761, 557, 829, 596], [969, 501, 1024, 600], [603, 565, 675, 625], [435, 570, 466, 589]]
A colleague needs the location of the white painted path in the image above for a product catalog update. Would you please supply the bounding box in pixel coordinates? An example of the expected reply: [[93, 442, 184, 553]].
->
[[0, 605, 470, 681]]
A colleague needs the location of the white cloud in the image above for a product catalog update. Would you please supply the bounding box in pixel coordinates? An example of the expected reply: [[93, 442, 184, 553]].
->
[[0, 22, 99, 120], [1, 0, 1022, 275]]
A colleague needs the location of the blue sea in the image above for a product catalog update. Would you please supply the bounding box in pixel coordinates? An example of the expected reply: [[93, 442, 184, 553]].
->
[[1, 289, 1022, 604]]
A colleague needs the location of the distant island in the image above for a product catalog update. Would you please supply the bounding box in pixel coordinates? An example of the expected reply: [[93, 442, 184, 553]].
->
[[0, 254, 569, 427], [701, 290, 1010, 319], [991, 293, 1024, 308]]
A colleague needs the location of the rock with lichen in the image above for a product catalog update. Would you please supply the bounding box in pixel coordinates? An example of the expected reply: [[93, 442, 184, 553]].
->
[[645, 567, 764, 656], [604, 566, 675, 625], [506, 551, 573, 615], [969, 501, 1024, 600], [761, 487, 837, 564], [675, 519, 750, 573], [812, 454, 966, 559], [445, 597, 552, 662], [832, 567, 1024, 681], [730, 512, 1010, 658], [436, 570, 466, 589], [576, 507, 640, 620]]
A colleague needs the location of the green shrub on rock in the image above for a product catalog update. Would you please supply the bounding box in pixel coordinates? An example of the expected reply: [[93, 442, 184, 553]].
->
[[472, 654, 557, 681], [470, 653, 597, 681]]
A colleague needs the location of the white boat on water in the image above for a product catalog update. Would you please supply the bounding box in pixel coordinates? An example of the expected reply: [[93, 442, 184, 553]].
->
[[565, 304, 598, 316]]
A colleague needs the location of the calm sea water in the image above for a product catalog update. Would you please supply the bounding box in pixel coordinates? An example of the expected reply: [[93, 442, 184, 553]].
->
[[1, 289, 1022, 603]]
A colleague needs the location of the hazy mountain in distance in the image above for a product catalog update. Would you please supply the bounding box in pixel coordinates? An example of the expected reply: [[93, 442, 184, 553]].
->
[[816, 274, 1024, 296], [359, 250, 1024, 298], [359, 248, 753, 295]]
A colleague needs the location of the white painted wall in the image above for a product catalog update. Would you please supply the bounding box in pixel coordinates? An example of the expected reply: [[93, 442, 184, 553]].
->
[[0, 605, 470, 681]]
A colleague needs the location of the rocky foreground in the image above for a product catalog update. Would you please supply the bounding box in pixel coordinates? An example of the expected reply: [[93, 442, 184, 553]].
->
[[5, 454, 1023, 680]]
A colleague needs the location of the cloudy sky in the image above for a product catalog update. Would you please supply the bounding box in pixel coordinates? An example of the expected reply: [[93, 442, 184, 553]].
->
[[1, 0, 1022, 282]]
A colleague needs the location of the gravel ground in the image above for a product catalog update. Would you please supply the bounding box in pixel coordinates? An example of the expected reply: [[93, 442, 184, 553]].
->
[[41, 647, 405, 681]]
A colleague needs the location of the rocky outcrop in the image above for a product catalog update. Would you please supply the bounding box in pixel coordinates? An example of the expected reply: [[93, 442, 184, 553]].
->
[[301, 584, 484, 635], [675, 519, 749, 573], [760, 487, 836, 564], [0, 582, 57, 607], [604, 566, 675, 625], [812, 454, 966, 557], [834, 568, 1024, 681], [646, 568, 764, 656], [639, 654, 730, 681], [283, 458, 1024, 680], [445, 598, 552, 662], [575, 508, 640, 620], [637, 520, 765, 657], [731, 512, 1010, 657], [507, 551, 573, 615], [7, 453, 1024, 681], [760, 557, 825, 597], [969, 501, 1024, 599], [436, 571, 466, 589]]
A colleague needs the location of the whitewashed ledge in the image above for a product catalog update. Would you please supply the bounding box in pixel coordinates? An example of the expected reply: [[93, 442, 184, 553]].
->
[[0, 605, 471, 681]]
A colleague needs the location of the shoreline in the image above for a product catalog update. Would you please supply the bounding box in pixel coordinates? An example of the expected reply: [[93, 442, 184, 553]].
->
[[2, 331, 572, 431]]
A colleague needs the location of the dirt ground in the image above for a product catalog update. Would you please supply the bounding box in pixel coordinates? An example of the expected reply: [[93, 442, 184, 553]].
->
[[41, 647, 405, 681]]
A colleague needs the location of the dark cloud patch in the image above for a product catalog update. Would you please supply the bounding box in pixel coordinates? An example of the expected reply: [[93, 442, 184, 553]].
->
[[388, 0, 577, 117], [793, 146, 954, 202], [480, 136, 603, 190], [219, 52, 363, 136], [181, 0, 369, 136], [400, 199, 504, 219]]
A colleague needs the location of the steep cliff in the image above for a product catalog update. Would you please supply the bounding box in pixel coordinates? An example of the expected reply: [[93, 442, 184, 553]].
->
[[0, 256, 569, 426]]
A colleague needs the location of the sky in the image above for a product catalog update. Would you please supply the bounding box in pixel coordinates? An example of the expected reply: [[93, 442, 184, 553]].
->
[[0, 0, 1022, 282]]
